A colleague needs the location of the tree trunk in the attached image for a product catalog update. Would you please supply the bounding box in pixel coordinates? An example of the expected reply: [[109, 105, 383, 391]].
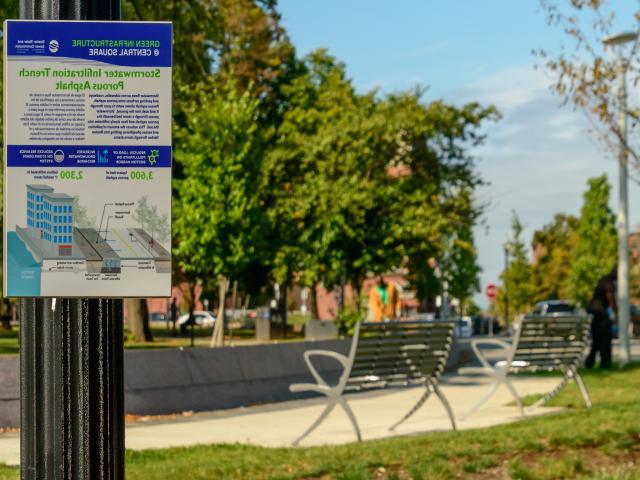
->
[[0, 299, 10, 330], [349, 281, 362, 314], [125, 298, 153, 342], [281, 283, 288, 339], [211, 276, 228, 347], [309, 283, 320, 320]]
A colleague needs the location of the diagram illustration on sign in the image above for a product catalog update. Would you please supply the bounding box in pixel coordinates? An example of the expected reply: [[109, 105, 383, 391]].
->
[[3, 20, 172, 297]]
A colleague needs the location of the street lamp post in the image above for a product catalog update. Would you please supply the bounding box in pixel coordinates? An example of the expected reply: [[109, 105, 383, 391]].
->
[[503, 242, 510, 327], [19, 2, 125, 479], [603, 31, 638, 366]]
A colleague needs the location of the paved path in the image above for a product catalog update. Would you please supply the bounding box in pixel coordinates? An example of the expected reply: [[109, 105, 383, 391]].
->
[[0, 374, 564, 466]]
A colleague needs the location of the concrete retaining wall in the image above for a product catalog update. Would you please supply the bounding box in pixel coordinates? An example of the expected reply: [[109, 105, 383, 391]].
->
[[0, 356, 19, 428], [0, 337, 465, 427], [124, 339, 350, 415]]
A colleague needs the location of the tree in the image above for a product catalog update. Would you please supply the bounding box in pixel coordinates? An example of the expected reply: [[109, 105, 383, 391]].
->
[[173, 80, 265, 347], [73, 198, 96, 228], [568, 175, 617, 306], [264, 50, 497, 310], [448, 225, 482, 313], [215, 0, 295, 98], [496, 212, 535, 323], [133, 196, 170, 244], [536, 1, 640, 168], [531, 213, 579, 302], [125, 298, 152, 343]]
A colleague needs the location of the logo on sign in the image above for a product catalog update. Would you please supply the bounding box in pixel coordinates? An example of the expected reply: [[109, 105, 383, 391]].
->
[[148, 149, 159, 165], [97, 148, 109, 164], [53, 149, 64, 163], [48, 40, 59, 53]]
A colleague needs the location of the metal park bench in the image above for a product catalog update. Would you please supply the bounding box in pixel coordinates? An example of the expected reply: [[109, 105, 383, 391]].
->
[[460, 314, 592, 419], [289, 320, 456, 445]]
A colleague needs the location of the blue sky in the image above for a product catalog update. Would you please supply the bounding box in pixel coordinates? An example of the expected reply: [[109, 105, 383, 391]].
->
[[277, 0, 640, 308]]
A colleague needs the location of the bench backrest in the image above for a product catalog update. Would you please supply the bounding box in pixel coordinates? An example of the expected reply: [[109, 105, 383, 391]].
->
[[346, 320, 454, 389], [511, 314, 590, 371]]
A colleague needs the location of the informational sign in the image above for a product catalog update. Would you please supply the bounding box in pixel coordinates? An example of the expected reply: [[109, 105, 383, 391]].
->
[[485, 283, 498, 302], [3, 21, 172, 297]]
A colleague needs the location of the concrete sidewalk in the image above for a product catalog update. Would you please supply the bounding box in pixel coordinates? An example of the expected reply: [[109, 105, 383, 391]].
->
[[0, 374, 565, 466]]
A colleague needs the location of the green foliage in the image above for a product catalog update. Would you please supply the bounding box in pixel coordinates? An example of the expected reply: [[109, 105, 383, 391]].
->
[[497, 211, 535, 321], [568, 175, 616, 306], [173, 80, 265, 288], [336, 307, 364, 336], [0, 1, 493, 310], [448, 224, 481, 305], [264, 49, 497, 299], [531, 213, 579, 302]]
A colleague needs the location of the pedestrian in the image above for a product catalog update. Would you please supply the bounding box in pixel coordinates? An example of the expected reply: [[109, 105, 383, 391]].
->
[[385, 280, 401, 320], [170, 297, 178, 336], [585, 267, 617, 369], [369, 276, 388, 322]]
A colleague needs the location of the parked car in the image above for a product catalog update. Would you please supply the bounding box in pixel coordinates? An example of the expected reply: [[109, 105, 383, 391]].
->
[[472, 315, 501, 335], [148, 312, 168, 326], [178, 310, 216, 332], [532, 299, 576, 315], [455, 317, 472, 338]]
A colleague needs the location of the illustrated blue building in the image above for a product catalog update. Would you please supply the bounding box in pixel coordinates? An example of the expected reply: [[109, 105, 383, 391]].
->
[[26, 185, 75, 256], [26, 184, 53, 230]]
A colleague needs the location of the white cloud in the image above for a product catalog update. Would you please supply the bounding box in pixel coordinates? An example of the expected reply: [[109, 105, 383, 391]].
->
[[444, 64, 640, 309], [450, 66, 552, 110]]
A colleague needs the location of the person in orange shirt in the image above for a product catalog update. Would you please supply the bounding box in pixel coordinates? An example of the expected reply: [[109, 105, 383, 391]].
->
[[369, 277, 387, 322], [369, 276, 401, 321], [385, 280, 401, 320]]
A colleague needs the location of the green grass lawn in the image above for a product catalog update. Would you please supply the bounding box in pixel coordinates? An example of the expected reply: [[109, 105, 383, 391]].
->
[[1, 365, 640, 479], [0, 326, 305, 354], [0, 329, 19, 355]]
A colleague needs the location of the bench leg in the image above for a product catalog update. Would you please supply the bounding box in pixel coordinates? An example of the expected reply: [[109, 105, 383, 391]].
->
[[572, 369, 592, 409], [503, 377, 524, 417], [388, 385, 432, 432], [292, 400, 337, 447], [531, 373, 570, 409], [431, 380, 456, 431], [460, 377, 501, 420], [337, 397, 362, 442]]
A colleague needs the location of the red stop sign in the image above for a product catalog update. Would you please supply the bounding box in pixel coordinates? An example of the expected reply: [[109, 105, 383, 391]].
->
[[485, 284, 498, 302]]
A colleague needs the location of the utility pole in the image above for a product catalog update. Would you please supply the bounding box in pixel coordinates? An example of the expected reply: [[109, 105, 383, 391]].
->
[[19, 2, 124, 479], [504, 243, 510, 327], [616, 58, 631, 365], [603, 31, 638, 366]]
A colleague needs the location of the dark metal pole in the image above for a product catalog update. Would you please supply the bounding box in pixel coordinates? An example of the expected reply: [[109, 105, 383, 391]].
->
[[504, 245, 510, 327], [19, 1, 124, 479]]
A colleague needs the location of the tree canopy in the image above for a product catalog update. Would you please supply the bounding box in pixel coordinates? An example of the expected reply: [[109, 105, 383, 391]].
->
[[568, 174, 617, 306], [0, 0, 499, 334]]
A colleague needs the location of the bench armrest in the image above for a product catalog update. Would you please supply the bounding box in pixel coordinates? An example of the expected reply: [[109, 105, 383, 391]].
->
[[470, 338, 514, 370], [303, 350, 350, 387]]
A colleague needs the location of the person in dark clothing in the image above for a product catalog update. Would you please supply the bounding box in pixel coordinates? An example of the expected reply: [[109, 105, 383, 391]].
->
[[170, 297, 178, 336], [585, 268, 617, 369]]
